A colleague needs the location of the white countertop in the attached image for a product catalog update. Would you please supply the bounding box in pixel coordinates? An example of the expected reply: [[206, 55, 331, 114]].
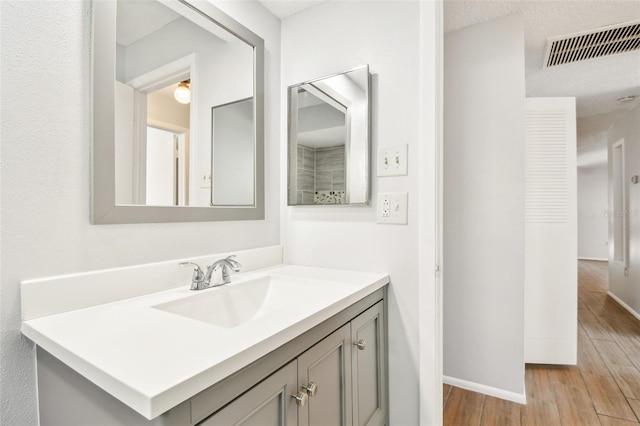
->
[[22, 264, 388, 419]]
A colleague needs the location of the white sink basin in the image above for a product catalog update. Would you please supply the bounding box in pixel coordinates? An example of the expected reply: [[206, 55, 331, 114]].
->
[[152, 276, 332, 328]]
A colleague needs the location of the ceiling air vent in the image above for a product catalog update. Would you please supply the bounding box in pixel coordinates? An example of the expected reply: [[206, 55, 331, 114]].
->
[[544, 19, 640, 67]]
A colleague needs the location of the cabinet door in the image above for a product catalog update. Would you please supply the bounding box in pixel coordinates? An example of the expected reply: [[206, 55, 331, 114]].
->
[[298, 323, 352, 426], [199, 360, 298, 426], [351, 302, 386, 426]]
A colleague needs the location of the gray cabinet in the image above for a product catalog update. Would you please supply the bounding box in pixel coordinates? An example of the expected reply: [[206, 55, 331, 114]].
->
[[199, 360, 298, 426]]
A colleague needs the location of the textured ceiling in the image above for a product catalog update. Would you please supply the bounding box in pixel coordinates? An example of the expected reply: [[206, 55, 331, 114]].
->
[[444, 0, 640, 118]]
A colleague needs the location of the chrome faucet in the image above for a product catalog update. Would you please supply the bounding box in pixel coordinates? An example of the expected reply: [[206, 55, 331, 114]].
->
[[206, 255, 242, 286], [179, 256, 242, 291]]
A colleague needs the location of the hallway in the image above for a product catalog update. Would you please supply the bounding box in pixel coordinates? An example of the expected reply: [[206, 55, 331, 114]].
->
[[443, 260, 640, 425]]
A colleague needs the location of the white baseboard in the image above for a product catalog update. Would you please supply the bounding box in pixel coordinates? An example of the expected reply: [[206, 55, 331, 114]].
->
[[608, 291, 640, 321], [443, 375, 527, 405], [578, 257, 608, 262]]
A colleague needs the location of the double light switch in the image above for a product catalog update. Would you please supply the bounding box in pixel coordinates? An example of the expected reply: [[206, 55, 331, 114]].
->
[[377, 144, 408, 177]]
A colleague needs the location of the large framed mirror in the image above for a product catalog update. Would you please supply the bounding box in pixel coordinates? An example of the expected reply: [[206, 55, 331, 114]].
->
[[287, 66, 371, 206], [92, 0, 264, 223]]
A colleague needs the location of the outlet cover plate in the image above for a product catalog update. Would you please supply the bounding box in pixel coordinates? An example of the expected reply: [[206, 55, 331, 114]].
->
[[377, 193, 408, 224], [377, 143, 408, 177]]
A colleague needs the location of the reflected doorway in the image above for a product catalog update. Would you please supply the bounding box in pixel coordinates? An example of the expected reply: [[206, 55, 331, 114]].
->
[[145, 126, 187, 206]]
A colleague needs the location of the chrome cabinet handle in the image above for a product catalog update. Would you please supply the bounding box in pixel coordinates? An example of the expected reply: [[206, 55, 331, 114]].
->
[[302, 382, 318, 397], [354, 339, 366, 350], [291, 391, 308, 407]]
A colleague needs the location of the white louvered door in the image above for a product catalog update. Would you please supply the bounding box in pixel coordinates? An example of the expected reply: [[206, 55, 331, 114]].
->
[[524, 98, 577, 365]]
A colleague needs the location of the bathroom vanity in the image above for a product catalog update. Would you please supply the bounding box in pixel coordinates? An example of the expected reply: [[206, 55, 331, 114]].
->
[[21, 247, 389, 425]]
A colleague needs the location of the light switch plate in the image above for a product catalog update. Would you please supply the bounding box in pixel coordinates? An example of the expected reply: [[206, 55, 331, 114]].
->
[[377, 144, 408, 177], [377, 193, 408, 224]]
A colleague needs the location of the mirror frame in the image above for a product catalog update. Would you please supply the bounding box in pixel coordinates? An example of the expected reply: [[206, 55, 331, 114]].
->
[[91, 0, 264, 224], [287, 65, 371, 206]]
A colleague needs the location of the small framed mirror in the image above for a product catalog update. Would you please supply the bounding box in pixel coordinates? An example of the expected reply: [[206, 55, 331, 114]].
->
[[92, 0, 264, 223], [287, 66, 371, 206]]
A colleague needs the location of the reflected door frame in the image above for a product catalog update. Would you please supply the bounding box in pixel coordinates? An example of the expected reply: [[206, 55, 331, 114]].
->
[[126, 54, 197, 206]]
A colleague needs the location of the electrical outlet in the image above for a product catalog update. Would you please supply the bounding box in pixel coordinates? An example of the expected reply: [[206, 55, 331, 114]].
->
[[382, 199, 390, 217], [377, 193, 408, 224], [377, 144, 408, 177]]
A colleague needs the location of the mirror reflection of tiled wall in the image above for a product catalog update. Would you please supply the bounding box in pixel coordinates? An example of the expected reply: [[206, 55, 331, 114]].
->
[[296, 145, 346, 204]]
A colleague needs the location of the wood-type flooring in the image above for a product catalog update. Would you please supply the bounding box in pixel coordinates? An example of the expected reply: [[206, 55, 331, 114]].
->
[[443, 260, 640, 425]]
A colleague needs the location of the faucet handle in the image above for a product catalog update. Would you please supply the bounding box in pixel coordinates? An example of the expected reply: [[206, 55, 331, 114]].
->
[[223, 255, 242, 272], [179, 262, 206, 290], [179, 261, 204, 277], [206, 256, 242, 285]]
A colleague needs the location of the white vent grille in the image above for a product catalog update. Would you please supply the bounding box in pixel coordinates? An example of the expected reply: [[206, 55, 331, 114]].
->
[[544, 20, 640, 67], [525, 110, 569, 223]]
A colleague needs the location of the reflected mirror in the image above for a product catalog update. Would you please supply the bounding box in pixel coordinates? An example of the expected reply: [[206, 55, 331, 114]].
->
[[287, 66, 370, 206], [92, 0, 264, 223], [211, 98, 254, 206]]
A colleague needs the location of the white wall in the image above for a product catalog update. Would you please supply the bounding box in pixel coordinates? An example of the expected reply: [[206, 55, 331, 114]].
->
[[281, 1, 440, 424], [578, 166, 609, 260], [608, 105, 640, 316], [443, 14, 526, 400], [576, 112, 612, 168], [0, 1, 280, 425]]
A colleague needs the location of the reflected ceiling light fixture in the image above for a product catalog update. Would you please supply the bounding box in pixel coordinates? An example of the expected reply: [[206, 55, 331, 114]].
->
[[174, 79, 191, 104]]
